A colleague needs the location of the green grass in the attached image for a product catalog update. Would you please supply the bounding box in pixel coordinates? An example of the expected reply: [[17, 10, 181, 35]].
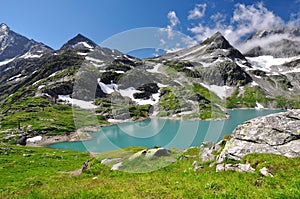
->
[[0, 97, 108, 141], [0, 143, 299, 198], [0, 143, 90, 198], [158, 85, 226, 120], [225, 86, 300, 109]]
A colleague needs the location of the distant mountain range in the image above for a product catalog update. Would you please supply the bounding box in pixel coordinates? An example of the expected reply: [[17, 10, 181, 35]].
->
[[242, 27, 300, 57], [0, 23, 299, 139]]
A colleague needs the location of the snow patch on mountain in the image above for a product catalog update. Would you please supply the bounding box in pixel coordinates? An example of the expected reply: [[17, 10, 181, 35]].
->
[[79, 42, 94, 49], [247, 56, 296, 71], [20, 52, 43, 59], [85, 56, 104, 63], [0, 57, 15, 66], [58, 95, 96, 109], [118, 87, 160, 105], [200, 83, 232, 99], [147, 64, 162, 73], [7, 74, 22, 81], [255, 102, 264, 109], [77, 52, 88, 56], [98, 79, 118, 94], [281, 68, 300, 74]]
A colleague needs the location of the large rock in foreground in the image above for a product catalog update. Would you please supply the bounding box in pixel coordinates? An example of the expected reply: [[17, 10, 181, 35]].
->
[[217, 110, 300, 163]]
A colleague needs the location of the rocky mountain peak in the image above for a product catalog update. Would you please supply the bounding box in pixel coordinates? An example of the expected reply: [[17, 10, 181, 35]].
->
[[0, 24, 53, 62], [0, 23, 9, 33], [203, 32, 232, 50], [60, 33, 98, 51], [158, 31, 245, 62]]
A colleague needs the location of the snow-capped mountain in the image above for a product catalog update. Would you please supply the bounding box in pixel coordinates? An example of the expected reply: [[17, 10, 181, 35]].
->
[[0, 23, 53, 62], [60, 33, 98, 51], [156, 32, 251, 87], [160, 32, 246, 62], [242, 27, 300, 58]]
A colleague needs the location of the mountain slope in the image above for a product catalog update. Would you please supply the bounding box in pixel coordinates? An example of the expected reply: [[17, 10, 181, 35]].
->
[[0, 23, 53, 62], [0, 26, 299, 143]]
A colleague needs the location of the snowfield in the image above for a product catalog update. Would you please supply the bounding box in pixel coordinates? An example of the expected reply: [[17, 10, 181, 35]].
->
[[200, 83, 232, 99], [246, 56, 297, 72], [0, 57, 15, 66], [85, 56, 104, 63], [97, 79, 118, 94], [20, 52, 43, 59], [146, 64, 162, 73], [58, 95, 96, 109]]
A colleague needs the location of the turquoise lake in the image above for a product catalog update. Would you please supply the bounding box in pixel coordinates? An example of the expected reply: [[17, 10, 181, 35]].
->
[[49, 109, 285, 152]]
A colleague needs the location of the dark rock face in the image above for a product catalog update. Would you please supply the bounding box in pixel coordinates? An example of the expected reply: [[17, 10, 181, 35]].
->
[[133, 92, 151, 100], [203, 32, 246, 60], [16, 136, 27, 146], [100, 71, 123, 84], [73, 69, 107, 101], [112, 57, 141, 67], [200, 61, 252, 86], [137, 83, 159, 94], [44, 82, 74, 97], [250, 70, 267, 77], [203, 32, 232, 50], [106, 64, 131, 72], [217, 110, 300, 163], [133, 83, 159, 100], [60, 34, 97, 51]]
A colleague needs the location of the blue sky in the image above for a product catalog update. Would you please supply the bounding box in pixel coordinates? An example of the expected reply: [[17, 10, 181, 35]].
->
[[1, 0, 299, 52]]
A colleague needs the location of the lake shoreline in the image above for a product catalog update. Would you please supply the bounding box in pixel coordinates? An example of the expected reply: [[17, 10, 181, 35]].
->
[[27, 108, 286, 148]]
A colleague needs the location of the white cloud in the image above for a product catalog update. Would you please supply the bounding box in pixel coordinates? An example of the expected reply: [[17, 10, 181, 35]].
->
[[163, 11, 180, 39], [210, 12, 226, 23], [159, 10, 197, 52], [188, 4, 207, 20], [239, 33, 290, 53], [231, 3, 284, 38], [188, 2, 286, 48], [181, 36, 198, 47], [288, 11, 300, 27], [168, 11, 180, 27]]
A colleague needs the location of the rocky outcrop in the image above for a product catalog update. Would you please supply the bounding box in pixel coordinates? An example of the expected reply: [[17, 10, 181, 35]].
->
[[129, 148, 170, 161], [216, 163, 255, 173], [217, 110, 300, 163], [199, 142, 221, 162], [15, 135, 27, 146], [199, 61, 253, 86], [111, 162, 123, 171], [259, 167, 274, 177]]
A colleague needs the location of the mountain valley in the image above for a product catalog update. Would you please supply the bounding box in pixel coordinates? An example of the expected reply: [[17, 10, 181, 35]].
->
[[0, 23, 299, 143]]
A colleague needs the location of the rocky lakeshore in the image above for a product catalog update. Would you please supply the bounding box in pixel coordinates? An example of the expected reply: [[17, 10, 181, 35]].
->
[[23, 126, 100, 147], [86, 109, 300, 173]]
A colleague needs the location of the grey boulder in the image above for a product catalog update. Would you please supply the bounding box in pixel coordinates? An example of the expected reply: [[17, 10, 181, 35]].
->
[[217, 110, 300, 163]]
